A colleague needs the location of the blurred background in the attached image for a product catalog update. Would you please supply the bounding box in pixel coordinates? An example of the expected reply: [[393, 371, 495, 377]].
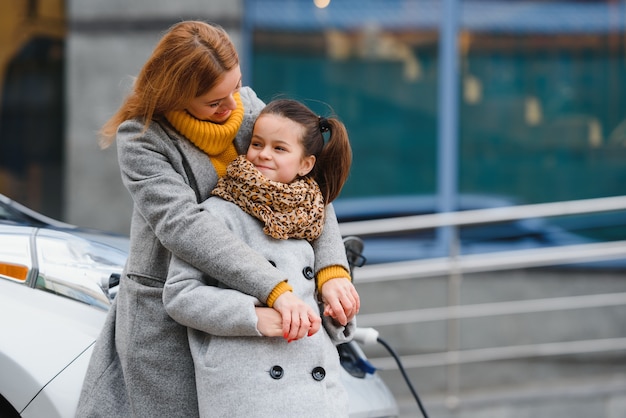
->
[[1, 1, 626, 417], [2, 0, 626, 232]]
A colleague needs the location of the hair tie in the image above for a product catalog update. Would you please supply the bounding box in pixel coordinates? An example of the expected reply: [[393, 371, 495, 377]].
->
[[318, 116, 330, 133]]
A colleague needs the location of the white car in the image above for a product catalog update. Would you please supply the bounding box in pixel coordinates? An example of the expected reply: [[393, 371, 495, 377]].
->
[[0, 194, 398, 418]]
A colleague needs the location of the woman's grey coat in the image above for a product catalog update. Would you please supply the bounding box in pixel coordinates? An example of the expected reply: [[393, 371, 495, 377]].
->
[[76, 87, 351, 418], [164, 198, 355, 417]]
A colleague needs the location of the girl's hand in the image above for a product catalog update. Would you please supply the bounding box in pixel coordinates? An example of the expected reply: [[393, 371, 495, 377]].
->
[[272, 292, 321, 341], [321, 278, 360, 326], [255, 307, 283, 337]]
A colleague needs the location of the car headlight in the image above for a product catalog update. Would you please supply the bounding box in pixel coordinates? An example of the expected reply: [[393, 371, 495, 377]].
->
[[34, 229, 126, 310]]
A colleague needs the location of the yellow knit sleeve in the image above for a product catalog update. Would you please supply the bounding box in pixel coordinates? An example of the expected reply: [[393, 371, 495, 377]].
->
[[316, 265, 351, 292], [266, 281, 294, 308]]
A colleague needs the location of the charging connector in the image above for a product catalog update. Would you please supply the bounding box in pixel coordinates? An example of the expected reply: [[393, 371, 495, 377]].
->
[[353, 327, 380, 346]]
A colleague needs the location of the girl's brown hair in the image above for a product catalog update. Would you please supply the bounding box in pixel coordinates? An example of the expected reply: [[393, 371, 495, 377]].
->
[[259, 99, 352, 203], [99, 21, 239, 148]]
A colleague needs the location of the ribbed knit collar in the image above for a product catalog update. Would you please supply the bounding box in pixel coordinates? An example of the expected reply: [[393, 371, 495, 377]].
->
[[164, 92, 244, 156]]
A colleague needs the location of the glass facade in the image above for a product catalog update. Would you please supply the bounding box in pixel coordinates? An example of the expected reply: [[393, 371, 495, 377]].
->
[[249, 0, 626, 205], [253, 32, 439, 197]]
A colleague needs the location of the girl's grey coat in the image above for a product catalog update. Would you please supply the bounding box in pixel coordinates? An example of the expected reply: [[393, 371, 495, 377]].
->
[[76, 87, 350, 418], [164, 198, 355, 417]]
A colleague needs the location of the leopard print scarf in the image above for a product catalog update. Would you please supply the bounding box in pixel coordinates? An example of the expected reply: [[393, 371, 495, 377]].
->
[[212, 156, 325, 241]]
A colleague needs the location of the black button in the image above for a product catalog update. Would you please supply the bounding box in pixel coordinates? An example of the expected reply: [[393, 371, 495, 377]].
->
[[302, 266, 314, 280], [268, 260, 276, 267], [269, 365, 283, 379], [311, 366, 325, 381]]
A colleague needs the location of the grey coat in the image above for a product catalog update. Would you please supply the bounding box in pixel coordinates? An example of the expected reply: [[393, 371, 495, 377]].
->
[[163, 198, 355, 418], [76, 87, 350, 418]]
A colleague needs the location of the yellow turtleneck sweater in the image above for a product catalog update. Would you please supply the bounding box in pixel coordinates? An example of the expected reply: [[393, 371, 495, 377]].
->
[[165, 92, 244, 177]]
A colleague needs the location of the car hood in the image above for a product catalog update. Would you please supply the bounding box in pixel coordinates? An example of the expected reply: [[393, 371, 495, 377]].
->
[[0, 279, 107, 412]]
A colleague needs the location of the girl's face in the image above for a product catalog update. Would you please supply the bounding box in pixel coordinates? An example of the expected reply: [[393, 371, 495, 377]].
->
[[247, 114, 315, 184], [186, 66, 242, 123]]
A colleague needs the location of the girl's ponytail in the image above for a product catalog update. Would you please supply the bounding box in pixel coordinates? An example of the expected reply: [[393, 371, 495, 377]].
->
[[314, 117, 352, 203]]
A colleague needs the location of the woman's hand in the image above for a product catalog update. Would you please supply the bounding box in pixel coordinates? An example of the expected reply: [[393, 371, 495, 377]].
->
[[321, 278, 360, 326], [272, 291, 321, 342], [255, 307, 283, 337]]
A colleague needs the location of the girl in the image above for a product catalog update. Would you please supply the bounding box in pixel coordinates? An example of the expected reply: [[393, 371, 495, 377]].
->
[[76, 22, 358, 418], [163, 99, 355, 417]]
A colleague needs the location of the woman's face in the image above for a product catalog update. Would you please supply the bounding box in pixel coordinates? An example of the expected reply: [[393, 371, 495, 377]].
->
[[247, 114, 315, 184], [186, 66, 242, 123]]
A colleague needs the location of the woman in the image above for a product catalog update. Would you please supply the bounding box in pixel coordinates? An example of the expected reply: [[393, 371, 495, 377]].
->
[[163, 99, 355, 417], [76, 21, 359, 418]]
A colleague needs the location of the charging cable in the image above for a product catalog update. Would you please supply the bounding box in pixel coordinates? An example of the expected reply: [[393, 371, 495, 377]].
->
[[353, 328, 430, 418]]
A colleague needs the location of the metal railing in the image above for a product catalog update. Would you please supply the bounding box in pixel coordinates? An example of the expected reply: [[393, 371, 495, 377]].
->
[[339, 195, 626, 407]]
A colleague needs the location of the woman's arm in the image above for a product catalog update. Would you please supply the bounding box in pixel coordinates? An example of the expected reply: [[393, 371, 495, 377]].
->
[[163, 254, 264, 337], [164, 255, 319, 339]]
